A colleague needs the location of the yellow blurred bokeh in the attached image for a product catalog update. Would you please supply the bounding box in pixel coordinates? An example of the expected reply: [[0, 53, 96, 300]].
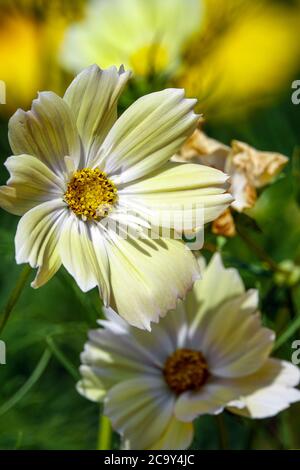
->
[[0, 0, 85, 115], [0, 0, 299, 118], [0, 13, 41, 112], [180, 0, 300, 117]]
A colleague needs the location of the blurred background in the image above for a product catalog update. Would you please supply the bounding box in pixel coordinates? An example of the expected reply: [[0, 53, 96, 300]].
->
[[0, 0, 300, 450]]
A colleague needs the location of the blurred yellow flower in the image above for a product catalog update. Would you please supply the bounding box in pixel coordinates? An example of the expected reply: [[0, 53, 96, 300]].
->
[[179, 2, 300, 115], [0, 14, 41, 113], [0, 1, 85, 114], [61, 0, 203, 77]]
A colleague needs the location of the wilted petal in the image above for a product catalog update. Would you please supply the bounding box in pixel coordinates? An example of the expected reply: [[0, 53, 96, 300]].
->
[[212, 208, 236, 238], [173, 128, 229, 170], [229, 169, 257, 212], [229, 140, 288, 188]]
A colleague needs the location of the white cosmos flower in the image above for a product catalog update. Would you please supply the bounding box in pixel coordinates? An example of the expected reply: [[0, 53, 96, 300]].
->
[[61, 0, 203, 77], [78, 253, 300, 450], [0, 65, 232, 329]]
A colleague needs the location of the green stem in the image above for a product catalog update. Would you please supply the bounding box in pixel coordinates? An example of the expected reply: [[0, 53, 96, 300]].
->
[[46, 336, 80, 381], [236, 225, 280, 273], [97, 412, 112, 450], [216, 414, 229, 450], [274, 312, 300, 352], [0, 348, 51, 417], [0, 265, 32, 335]]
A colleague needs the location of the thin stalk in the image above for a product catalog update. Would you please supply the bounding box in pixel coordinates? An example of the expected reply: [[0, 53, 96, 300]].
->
[[0, 265, 32, 335], [274, 312, 300, 352], [97, 412, 113, 450], [236, 225, 280, 272], [0, 348, 52, 416], [46, 336, 80, 381]]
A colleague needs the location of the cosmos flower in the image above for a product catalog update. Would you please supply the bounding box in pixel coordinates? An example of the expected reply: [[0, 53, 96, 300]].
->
[[0, 64, 232, 329], [77, 253, 300, 450], [60, 0, 203, 77], [173, 127, 288, 236]]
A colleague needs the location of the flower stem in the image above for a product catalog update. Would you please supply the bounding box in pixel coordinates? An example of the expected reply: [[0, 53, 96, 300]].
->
[[46, 336, 80, 381], [0, 265, 32, 335], [0, 348, 51, 417], [236, 224, 280, 272], [97, 412, 112, 450], [274, 308, 300, 351], [216, 414, 229, 450]]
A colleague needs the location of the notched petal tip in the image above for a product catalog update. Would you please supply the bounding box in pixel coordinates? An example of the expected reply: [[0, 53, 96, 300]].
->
[[118, 64, 132, 77]]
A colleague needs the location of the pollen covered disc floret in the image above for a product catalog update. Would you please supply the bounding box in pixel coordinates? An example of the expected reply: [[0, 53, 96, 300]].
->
[[163, 348, 209, 395], [64, 168, 118, 220]]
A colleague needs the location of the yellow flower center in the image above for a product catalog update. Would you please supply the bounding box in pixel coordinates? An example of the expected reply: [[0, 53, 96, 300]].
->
[[163, 348, 209, 395], [130, 43, 169, 76], [64, 168, 117, 220]]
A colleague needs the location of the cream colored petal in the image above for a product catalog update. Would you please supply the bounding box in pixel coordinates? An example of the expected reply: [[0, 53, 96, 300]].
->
[[15, 199, 68, 288], [176, 360, 300, 422], [81, 326, 164, 386], [64, 64, 131, 167], [98, 305, 188, 370], [77, 365, 106, 403], [77, 319, 165, 402], [190, 291, 274, 378], [77, 306, 184, 404], [98, 88, 198, 184], [174, 377, 240, 421], [58, 216, 110, 304], [81, 305, 187, 390], [128, 304, 189, 363], [8, 92, 81, 177], [149, 417, 194, 450], [184, 255, 274, 377], [119, 162, 233, 227], [105, 377, 175, 450], [0, 154, 65, 216], [106, 234, 200, 329], [120, 162, 230, 193], [230, 140, 288, 188], [185, 252, 245, 327], [228, 359, 300, 418]]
